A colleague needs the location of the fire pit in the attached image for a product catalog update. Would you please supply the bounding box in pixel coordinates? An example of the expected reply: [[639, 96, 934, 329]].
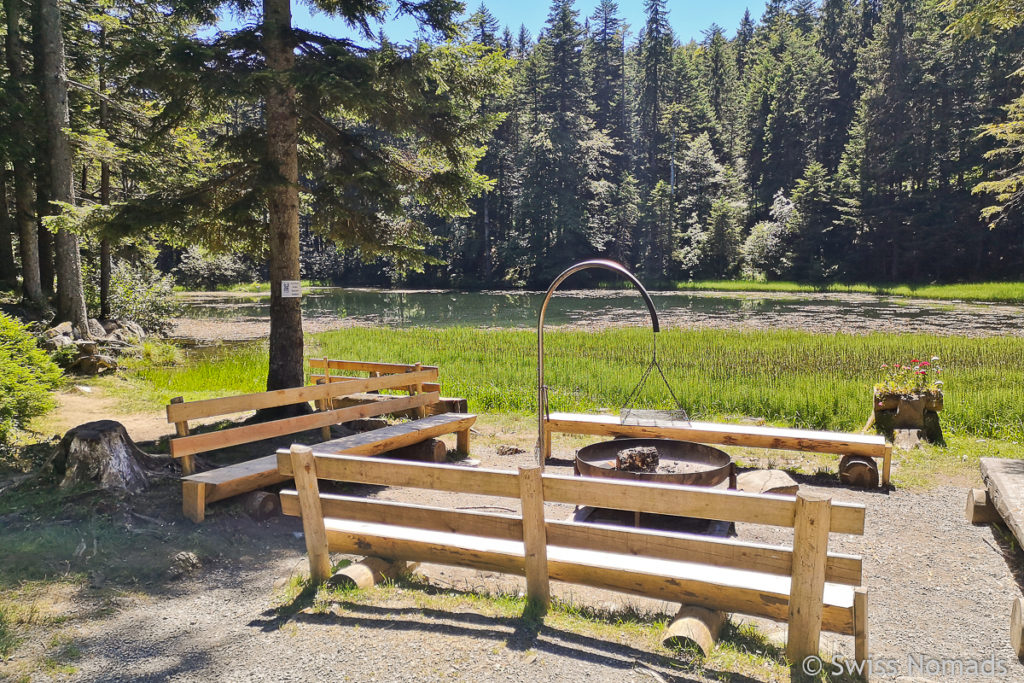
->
[[575, 438, 735, 488]]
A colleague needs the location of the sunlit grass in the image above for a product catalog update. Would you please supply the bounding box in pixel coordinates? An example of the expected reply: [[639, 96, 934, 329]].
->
[[124, 327, 1024, 440], [668, 280, 1024, 303]]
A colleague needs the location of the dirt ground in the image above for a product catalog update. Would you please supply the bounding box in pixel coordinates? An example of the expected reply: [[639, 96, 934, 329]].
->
[[3, 389, 1024, 682]]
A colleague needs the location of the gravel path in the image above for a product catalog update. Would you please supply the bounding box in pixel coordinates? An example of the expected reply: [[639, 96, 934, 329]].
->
[[40, 471, 1023, 683]]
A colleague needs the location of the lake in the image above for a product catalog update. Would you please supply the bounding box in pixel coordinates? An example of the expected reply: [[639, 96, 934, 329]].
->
[[175, 288, 1024, 338]]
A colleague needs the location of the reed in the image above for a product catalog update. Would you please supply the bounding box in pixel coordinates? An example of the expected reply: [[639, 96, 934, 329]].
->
[[129, 328, 1024, 439]]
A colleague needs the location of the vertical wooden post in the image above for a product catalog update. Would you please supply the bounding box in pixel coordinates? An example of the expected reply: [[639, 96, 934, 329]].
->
[[182, 481, 206, 523], [315, 378, 331, 441], [853, 587, 869, 667], [456, 428, 470, 455], [169, 396, 194, 475], [413, 362, 426, 418], [290, 444, 331, 584], [882, 444, 892, 486], [787, 491, 831, 666], [518, 465, 549, 612]]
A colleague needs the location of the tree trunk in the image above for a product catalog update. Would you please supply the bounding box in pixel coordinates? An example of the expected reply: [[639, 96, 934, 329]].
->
[[38, 0, 90, 337], [4, 0, 45, 305], [263, 0, 303, 393], [98, 28, 112, 320], [0, 168, 18, 287]]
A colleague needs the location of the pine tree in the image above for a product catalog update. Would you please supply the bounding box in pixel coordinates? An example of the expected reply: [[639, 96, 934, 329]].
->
[[637, 0, 673, 182]]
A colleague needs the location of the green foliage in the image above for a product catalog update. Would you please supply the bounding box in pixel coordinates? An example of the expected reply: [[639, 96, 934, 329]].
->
[[0, 315, 62, 450], [84, 258, 178, 333], [172, 246, 258, 291]]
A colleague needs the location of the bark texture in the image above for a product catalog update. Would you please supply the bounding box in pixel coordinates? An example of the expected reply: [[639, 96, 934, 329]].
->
[[4, 0, 45, 305], [38, 0, 89, 335], [263, 0, 303, 392], [0, 170, 17, 286], [51, 421, 170, 494]]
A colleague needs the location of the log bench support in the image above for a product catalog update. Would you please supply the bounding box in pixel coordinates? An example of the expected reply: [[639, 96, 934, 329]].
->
[[279, 448, 870, 667]]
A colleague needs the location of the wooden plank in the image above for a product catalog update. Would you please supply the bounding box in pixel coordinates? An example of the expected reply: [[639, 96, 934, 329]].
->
[[308, 358, 438, 374], [853, 587, 869, 666], [278, 492, 861, 585], [170, 397, 194, 475], [547, 412, 888, 457], [980, 458, 1024, 547], [306, 413, 475, 458], [311, 375, 443, 394], [278, 447, 517, 498], [542, 473, 865, 535], [519, 465, 550, 609], [170, 391, 439, 458], [291, 445, 332, 584], [319, 518, 856, 634], [167, 369, 438, 423], [787, 492, 832, 665]]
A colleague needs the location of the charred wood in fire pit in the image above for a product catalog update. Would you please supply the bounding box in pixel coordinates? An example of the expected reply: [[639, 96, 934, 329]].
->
[[616, 446, 659, 472]]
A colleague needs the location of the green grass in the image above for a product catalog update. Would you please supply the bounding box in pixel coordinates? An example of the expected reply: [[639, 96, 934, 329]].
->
[[125, 327, 1024, 440], [668, 280, 1024, 303], [172, 279, 331, 293]]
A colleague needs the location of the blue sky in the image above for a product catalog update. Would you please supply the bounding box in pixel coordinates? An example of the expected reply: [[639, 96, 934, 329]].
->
[[220, 0, 759, 45]]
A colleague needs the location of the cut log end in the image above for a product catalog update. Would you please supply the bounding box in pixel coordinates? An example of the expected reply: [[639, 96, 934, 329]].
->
[[966, 488, 1001, 525], [662, 605, 726, 657], [1012, 597, 1024, 658], [839, 455, 879, 489], [326, 557, 415, 590], [244, 491, 281, 521]]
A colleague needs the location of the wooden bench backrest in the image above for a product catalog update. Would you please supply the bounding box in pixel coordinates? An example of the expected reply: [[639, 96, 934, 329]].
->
[[166, 369, 439, 460], [276, 450, 865, 584], [308, 358, 442, 394]]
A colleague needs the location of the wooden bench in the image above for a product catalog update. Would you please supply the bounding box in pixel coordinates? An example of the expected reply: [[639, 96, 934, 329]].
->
[[543, 412, 893, 486], [278, 446, 869, 668], [168, 362, 475, 522]]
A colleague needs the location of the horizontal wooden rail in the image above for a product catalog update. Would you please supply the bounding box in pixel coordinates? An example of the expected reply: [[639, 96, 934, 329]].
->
[[274, 452, 864, 533], [318, 518, 856, 634], [170, 392, 439, 458], [547, 412, 888, 457], [167, 369, 438, 423], [309, 374, 443, 394], [308, 359, 439, 374], [279, 492, 862, 585]]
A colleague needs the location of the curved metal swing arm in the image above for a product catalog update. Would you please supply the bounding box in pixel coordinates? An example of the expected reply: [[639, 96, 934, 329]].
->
[[536, 259, 660, 465]]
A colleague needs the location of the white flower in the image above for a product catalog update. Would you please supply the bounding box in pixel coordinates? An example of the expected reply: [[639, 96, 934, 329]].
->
[[931, 356, 939, 361]]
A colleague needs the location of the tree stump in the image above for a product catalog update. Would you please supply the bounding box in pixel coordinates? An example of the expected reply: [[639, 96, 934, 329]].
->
[[49, 420, 170, 494], [839, 455, 879, 489], [244, 491, 281, 520]]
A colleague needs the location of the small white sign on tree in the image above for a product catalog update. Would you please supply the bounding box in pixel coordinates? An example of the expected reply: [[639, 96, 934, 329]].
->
[[281, 280, 302, 298]]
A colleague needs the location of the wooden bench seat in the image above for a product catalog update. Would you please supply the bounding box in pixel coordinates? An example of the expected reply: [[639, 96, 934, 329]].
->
[[170, 359, 471, 522], [279, 449, 870, 667], [183, 412, 476, 522], [315, 517, 858, 633], [545, 412, 893, 486]]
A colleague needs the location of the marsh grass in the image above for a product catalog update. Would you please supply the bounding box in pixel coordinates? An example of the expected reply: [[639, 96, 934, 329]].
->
[[129, 327, 1024, 440], [669, 280, 1024, 303]]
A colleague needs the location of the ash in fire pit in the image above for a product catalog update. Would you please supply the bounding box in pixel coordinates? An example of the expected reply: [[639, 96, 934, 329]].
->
[[616, 446, 659, 472]]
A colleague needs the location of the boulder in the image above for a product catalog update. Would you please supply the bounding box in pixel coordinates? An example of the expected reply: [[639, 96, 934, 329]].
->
[[87, 318, 107, 339], [100, 319, 121, 334], [122, 321, 146, 339], [736, 469, 799, 496], [44, 321, 73, 338], [74, 340, 100, 356], [42, 334, 75, 351], [71, 354, 118, 375]]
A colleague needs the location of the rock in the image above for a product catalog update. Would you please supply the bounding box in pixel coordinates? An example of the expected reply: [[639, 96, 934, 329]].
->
[[100, 319, 121, 334], [71, 354, 118, 375], [87, 318, 107, 339], [122, 321, 145, 339], [42, 334, 75, 351], [44, 321, 73, 338], [736, 469, 799, 495], [496, 444, 525, 456], [894, 428, 923, 450], [168, 551, 201, 580], [108, 328, 137, 343], [75, 340, 100, 356]]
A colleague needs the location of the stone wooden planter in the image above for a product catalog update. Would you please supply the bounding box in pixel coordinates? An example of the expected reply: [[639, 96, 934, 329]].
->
[[873, 391, 943, 446]]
